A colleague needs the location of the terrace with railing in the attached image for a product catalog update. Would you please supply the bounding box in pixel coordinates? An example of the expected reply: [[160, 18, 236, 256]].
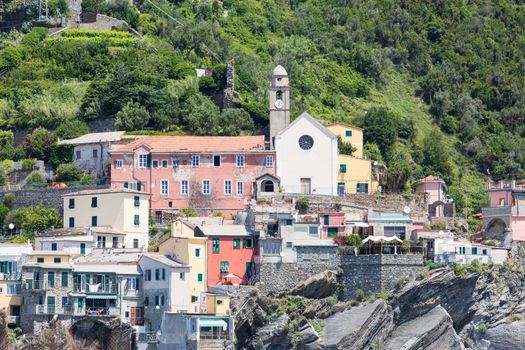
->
[[0, 272, 21, 280], [486, 180, 525, 191], [137, 331, 159, 343], [73, 282, 118, 294]]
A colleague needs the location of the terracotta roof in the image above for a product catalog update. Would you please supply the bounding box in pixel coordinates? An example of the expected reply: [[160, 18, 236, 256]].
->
[[110, 135, 268, 153], [416, 175, 445, 184], [64, 187, 149, 196]]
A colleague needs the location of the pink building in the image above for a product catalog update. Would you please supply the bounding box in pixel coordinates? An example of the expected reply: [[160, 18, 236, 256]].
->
[[482, 180, 525, 245], [109, 136, 277, 218], [414, 176, 455, 218], [319, 212, 346, 239]]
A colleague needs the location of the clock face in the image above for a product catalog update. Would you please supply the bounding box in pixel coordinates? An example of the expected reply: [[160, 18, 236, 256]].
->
[[298, 135, 314, 150], [274, 99, 284, 109]]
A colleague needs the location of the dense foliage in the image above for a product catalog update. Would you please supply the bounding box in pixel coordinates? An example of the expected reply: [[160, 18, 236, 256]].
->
[[3, 0, 525, 216]]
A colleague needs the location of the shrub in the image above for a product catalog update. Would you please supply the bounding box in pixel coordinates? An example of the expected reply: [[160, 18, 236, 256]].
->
[[3, 192, 16, 209], [401, 240, 411, 253], [179, 207, 199, 217], [0, 205, 9, 226], [333, 234, 348, 246], [6, 204, 61, 234], [55, 119, 90, 140], [212, 211, 223, 217], [347, 234, 362, 247], [25, 171, 46, 184], [356, 289, 366, 301], [21, 158, 37, 171], [296, 197, 309, 213], [115, 102, 150, 131], [23, 128, 56, 161], [55, 163, 85, 181]]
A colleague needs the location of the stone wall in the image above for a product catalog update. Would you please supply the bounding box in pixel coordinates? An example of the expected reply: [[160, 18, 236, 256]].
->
[[340, 254, 423, 299], [0, 185, 110, 215]]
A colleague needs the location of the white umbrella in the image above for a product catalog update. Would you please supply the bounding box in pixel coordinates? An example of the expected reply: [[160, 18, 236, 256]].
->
[[362, 235, 403, 244], [224, 274, 241, 280]]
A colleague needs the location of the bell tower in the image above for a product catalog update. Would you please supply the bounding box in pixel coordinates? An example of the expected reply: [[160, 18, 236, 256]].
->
[[269, 65, 290, 149]]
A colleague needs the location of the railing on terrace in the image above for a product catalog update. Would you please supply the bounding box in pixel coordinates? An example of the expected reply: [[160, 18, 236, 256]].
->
[[23, 280, 45, 290], [137, 331, 159, 343], [200, 331, 230, 340], [486, 180, 525, 190], [482, 206, 512, 217], [0, 272, 21, 280], [85, 307, 119, 316], [123, 288, 141, 298], [73, 282, 118, 294], [357, 245, 424, 255]]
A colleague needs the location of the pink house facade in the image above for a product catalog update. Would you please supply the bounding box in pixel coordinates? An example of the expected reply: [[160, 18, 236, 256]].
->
[[414, 176, 455, 218], [319, 212, 346, 239], [109, 136, 277, 219], [482, 180, 525, 245]]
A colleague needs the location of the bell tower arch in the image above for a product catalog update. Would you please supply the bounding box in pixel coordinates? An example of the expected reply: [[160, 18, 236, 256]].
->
[[269, 65, 290, 149]]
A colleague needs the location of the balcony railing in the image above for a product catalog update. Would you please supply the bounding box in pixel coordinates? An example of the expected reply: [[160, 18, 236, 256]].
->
[[73, 282, 118, 293], [137, 332, 159, 343], [23, 280, 45, 290], [123, 289, 141, 298], [85, 307, 120, 316], [0, 272, 20, 280], [482, 206, 511, 217], [200, 331, 230, 340]]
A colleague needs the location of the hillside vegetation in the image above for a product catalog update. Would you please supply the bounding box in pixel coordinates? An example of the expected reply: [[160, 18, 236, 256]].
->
[[2, 0, 525, 220]]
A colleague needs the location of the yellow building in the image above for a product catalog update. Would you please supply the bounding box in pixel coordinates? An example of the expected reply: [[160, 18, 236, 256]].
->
[[158, 220, 208, 314], [204, 289, 231, 315], [327, 122, 380, 195], [0, 280, 22, 323]]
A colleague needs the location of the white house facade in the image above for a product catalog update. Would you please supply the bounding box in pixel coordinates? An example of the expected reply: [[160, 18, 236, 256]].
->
[[275, 112, 338, 195]]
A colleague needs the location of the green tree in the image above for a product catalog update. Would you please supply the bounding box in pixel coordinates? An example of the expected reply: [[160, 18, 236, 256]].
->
[[115, 102, 150, 131], [23, 128, 56, 161], [421, 127, 455, 182], [6, 204, 61, 234], [181, 94, 221, 135], [363, 108, 398, 157], [338, 136, 357, 156], [25, 171, 46, 185], [218, 109, 255, 135], [55, 163, 85, 182], [55, 119, 90, 140]]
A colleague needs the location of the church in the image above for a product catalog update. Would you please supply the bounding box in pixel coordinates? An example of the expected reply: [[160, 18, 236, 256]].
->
[[269, 65, 340, 196]]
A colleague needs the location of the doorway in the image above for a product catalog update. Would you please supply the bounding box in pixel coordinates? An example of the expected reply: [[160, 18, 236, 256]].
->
[[300, 178, 311, 194]]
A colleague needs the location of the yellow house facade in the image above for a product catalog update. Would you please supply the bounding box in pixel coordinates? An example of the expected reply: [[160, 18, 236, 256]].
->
[[158, 220, 208, 314], [327, 122, 380, 195], [205, 292, 230, 315], [0, 280, 22, 321]]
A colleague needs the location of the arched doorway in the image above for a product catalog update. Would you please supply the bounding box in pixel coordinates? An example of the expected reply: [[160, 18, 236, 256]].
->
[[483, 218, 507, 242], [261, 180, 275, 193]]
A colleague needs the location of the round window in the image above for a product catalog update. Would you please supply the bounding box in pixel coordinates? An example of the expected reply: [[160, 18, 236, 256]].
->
[[298, 135, 314, 150]]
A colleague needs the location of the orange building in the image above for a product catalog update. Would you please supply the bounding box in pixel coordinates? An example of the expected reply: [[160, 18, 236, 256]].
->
[[196, 224, 257, 286]]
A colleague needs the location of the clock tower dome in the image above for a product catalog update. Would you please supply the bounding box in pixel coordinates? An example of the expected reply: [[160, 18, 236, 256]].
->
[[269, 65, 290, 149]]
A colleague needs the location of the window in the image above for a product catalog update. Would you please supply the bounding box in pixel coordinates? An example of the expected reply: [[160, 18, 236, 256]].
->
[[61, 272, 68, 287], [324, 215, 330, 225], [69, 217, 75, 228], [37, 257, 44, 263], [53, 258, 61, 263], [180, 272, 185, 280], [197, 273, 203, 282], [233, 238, 241, 249], [152, 160, 159, 168], [212, 238, 220, 253], [191, 155, 200, 167], [145, 269, 151, 281], [309, 226, 318, 235], [345, 130, 353, 137], [471, 247, 478, 255], [76, 150, 81, 159], [217, 299, 223, 305], [458, 247, 466, 255], [236, 155, 245, 167], [482, 249, 488, 255], [327, 227, 339, 237], [133, 238, 139, 248], [264, 155, 273, 167], [48, 272, 55, 287], [80, 243, 86, 255], [236, 181, 244, 196], [195, 248, 200, 257], [162, 160, 168, 168], [7, 284, 18, 295], [243, 239, 253, 248], [134, 215, 140, 226], [155, 295, 165, 306], [112, 237, 118, 248], [213, 155, 221, 167], [181, 180, 189, 195], [51, 243, 57, 251], [93, 149, 98, 158], [356, 183, 369, 194], [155, 269, 160, 280], [285, 219, 293, 226], [224, 180, 232, 195], [127, 277, 137, 290], [160, 180, 169, 196], [339, 164, 347, 173], [383, 226, 406, 240], [134, 196, 140, 208], [286, 242, 293, 248], [91, 216, 97, 227], [220, 261, 229, 273], [38, 295, 44, 305], [172, 159, 179, 168], [191, 295, 199, 303], [68, 198, 75, 209], [202, 180, 211, 195], [114, 160, 123, 169], [91, 197, 97, 208], [168, 201, 172, 208], [139, 154, 150, 168], [144, 297, 149, 306], [97, 236, 106, 248]]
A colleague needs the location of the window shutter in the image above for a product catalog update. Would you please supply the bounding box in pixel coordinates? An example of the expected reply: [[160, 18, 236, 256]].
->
[[242, 239, 247, 248], [137, 182, 142, 191], [146, 154, 151, 168], [162, 269, 166, 280], [124, 182, 129, 189], [130, 307, 136, 326]]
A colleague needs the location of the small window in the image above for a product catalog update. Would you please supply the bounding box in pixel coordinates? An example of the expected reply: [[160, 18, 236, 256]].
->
[[202, 180, 211, 195], [356, 183, 369, 194], [309, 226, 318, 235], [195, 248, 200, 257], [172, 159, 179, 168], [243, 239, 253, 248], [236, 155, 245, 167], [114, 160, 123, 169], [91, 216, 98, 227], [286, 242, 293, 248], [162, 268, 166, 280], [168, 201, 173, 208], [144, 297, 149, 306], [213, 155, 221, 167], [145, 270, 151, 281], [51, 243, 57, 251], [69, 217, 75, 228], [220, 261, 229, 273], [191, 295, 199, 303], [179, 272, 185, 280], [192, 155, 200, 167], [285, 219, 293, 226], [134, 215, 140, 226], [264, 155, 273, 167], [62, 296, 69, 306], [217, 299, 223, 305], [152, 160, 159, 168], [471, 247, 478, 255], [212, 238, 220, 253], [224, 180, 232, 195], [134, 196, 140, 208], [345, 130, 353, 137], [162, 160, 168, 168], [160, 180, 169, 196], [76, 150, 81, 160], [236, 181, 244, 196], [197, 273, 203, 282], [37, 257, 44, 263], [61, 272, 68, 287], [68, 198, 75, 209], [233, 238, 241, 249], [133, 238, 139, 248], [181, 180, 189, 195], [93, 149, 98, 158], [482, 249, 488, 255], [139, 154, 149, 168], [155, 268, 160, 280], [339, 164, 347, 173], [91, 197, 97, 208], [54, 258, 61, 263], [112, 237, 118, 248]]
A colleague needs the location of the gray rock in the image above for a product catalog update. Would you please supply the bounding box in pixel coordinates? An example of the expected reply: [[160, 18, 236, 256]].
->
[[288, 270, 338, 299], [483, 321, 525, 350], [295, 324, 323, 350], [383, 305, 464, 350], [324, 300, 393, 349], [247, 314, 291, 350]]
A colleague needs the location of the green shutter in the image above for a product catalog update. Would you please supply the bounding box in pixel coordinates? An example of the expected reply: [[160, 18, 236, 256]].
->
[[324, 215, 329, 225], [345, 130, 352, 137], [197, 273, 203, 282], [233, 239, 240, 249], [137, 181, 141, 191], [146, 154, 151, 168], [124, 182, 129, 189]]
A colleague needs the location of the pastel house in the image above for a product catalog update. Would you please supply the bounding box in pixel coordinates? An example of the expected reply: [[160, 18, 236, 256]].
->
[[319, 212, 346, 239], [414, 176, 455, 217]]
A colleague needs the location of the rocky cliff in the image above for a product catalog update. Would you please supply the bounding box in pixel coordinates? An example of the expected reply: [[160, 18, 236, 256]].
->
[[235, 252, 525, 350]]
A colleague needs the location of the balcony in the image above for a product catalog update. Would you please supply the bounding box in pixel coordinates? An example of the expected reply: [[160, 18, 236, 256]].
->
[[73, 283, 118, 294], [0, 273, 20, 281], [137, 332, 159, 344], [23, 280, 46, 291], [85, 307, 120, 316], [123, 289, 141, 298]]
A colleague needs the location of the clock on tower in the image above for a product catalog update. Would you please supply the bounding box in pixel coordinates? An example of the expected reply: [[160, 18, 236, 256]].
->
[[269, 65, 290, 149]]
